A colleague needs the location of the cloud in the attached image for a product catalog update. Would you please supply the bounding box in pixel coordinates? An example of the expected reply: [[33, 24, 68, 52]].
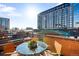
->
[[0, 4, 16, 13], [0, 4, 21, 17], [1, 7, 16, 13], [0, 4, 5, 7], [7, 12, 21, 17]]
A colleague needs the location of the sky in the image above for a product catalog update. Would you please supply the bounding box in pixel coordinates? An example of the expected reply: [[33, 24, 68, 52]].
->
[[0, 3, 62, 29]]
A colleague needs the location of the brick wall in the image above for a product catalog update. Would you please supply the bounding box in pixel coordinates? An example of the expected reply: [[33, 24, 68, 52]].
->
[[44, 35, 79, 56]]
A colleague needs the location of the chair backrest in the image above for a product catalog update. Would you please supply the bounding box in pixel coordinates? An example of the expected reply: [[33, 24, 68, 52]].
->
[[54, 41, 62, 55], [3, 42, 15, 53]]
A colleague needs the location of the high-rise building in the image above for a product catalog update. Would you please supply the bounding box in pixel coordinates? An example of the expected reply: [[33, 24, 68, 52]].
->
[[38, 3, 79, 30], [0, 17, 10, 31]]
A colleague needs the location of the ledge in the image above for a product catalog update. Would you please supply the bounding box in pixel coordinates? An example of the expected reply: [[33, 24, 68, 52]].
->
[[46, 35, 79, 41]]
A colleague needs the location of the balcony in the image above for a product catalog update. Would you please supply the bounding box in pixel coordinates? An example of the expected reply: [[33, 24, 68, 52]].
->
[[0, 33, 79, 56]]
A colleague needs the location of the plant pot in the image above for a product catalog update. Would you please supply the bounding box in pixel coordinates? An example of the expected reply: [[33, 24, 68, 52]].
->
[[28, 42, 37, 51]]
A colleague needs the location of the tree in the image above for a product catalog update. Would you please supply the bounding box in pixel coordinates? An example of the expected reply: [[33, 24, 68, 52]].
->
[[16, 30, 26, 38]]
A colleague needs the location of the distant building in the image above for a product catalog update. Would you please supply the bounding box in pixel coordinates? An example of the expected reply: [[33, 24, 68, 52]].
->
[[25, 27, 33, 32], [0, 17, 10, 31], [25, 27, 34, 37], [38, 3, 76, 30], [10, 28, 20, 34]]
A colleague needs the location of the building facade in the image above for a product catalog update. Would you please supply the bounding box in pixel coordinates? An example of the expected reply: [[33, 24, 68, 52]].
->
[[0, 17, 10, 31], [38, 3, 75, 30]]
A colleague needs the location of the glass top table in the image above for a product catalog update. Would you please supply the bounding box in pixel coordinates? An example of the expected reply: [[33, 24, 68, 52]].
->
[[16, 41, 48, 56]]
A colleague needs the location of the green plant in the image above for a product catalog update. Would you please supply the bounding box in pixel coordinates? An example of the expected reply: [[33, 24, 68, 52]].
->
[[38, 38, 43, 42], [28, 40, 37, 50]]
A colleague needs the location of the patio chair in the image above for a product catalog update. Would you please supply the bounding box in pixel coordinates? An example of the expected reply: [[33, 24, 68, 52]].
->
[[43, 41, 62, 56], [3, 42, 19, 56]]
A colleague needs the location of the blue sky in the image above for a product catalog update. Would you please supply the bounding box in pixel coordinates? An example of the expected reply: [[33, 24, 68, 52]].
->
[[0, 3, 62, 29]]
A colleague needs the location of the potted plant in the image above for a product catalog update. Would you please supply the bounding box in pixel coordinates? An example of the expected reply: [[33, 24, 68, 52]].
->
[[28, 40, 37, 51]]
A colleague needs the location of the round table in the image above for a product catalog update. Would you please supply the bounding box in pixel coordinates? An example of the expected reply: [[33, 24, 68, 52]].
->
[[16, 41, 48, 56]]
